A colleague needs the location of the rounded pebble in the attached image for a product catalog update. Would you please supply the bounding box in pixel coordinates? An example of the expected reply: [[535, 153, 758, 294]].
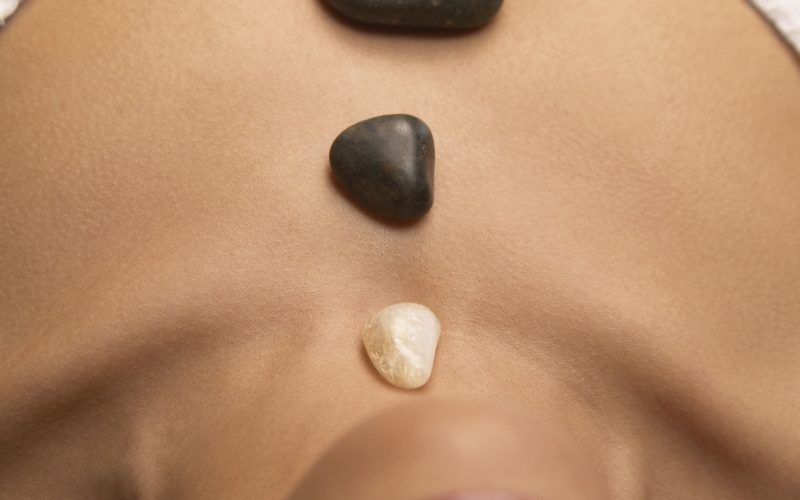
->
[[362, 303, 441, 389], [330, 114, 435, 221]]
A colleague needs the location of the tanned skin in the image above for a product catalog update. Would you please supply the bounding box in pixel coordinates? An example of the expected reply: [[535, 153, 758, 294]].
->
[[1, 0, 799, 498]]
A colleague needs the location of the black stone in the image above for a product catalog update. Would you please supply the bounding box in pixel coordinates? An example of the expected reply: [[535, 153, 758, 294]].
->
[[330, 114, 435, 222], [324, 0, 503, 29]]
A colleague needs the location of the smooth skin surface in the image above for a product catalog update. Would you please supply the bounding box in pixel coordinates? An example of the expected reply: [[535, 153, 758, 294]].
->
[[1, 0, 799, 498]]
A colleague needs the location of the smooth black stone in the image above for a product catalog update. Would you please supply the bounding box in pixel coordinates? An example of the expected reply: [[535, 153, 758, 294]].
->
[[330, 114, 434, 221], [324, 0, 503, 29]]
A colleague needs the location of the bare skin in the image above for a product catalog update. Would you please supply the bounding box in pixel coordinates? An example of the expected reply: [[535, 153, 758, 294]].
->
[[1, 0, 799, 498]]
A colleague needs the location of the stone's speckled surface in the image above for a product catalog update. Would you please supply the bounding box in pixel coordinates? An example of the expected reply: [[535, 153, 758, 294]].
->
[[362, 303, 441, 390], [330, 114, 434, 221], [324, 0, 503, 29]]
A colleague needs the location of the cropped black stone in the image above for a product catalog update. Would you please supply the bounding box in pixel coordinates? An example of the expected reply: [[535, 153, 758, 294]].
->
[[324, 0, 503, 29]]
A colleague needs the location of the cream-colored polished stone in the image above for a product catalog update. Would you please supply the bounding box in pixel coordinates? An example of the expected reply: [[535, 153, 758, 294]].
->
[[362, 303, 441, 390]]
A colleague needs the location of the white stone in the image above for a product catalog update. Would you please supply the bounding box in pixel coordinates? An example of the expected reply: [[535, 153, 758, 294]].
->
[[362, 302, 441, 390], [0, 0, 19, 25]]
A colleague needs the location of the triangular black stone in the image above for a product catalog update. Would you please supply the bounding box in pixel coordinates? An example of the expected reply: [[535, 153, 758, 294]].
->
[[330, 114, 435, 222]]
